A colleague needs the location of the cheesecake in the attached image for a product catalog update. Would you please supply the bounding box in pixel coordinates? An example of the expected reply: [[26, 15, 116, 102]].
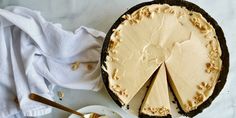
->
[[101, 0, 229, 117], [140, 64, 171, 117]]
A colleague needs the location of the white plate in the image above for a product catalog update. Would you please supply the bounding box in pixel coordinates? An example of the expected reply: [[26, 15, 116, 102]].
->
[[68, 105, 122, 118]]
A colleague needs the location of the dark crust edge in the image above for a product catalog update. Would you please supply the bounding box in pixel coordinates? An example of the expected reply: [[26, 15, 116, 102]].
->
[[100, 0, 229, 117], [139, 114, 172, 118]]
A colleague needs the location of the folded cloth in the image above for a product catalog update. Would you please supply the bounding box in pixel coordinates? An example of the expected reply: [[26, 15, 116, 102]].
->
[[0, 6, 105, 118]]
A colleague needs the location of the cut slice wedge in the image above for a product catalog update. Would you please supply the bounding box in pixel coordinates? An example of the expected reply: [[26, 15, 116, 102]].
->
[[165, 32, 221, 112], [140, 64, 171, 117]]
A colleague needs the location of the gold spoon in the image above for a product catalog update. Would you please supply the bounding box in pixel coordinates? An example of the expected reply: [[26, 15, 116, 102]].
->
[[29, 93, 101, 118]]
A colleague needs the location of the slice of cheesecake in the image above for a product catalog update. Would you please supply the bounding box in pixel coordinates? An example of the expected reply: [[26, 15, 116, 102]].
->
[[165, 32, 222, 112], [140, 64, 171, 117]]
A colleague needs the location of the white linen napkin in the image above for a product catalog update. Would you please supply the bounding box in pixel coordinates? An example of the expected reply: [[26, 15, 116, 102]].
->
[[0, 6, 105, 118]]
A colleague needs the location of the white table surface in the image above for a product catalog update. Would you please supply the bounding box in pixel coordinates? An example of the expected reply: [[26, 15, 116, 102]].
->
[[0, 0, 235, 118]]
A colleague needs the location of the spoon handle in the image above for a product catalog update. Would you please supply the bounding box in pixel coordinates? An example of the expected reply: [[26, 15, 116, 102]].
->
[[29, 93, 84, 118]]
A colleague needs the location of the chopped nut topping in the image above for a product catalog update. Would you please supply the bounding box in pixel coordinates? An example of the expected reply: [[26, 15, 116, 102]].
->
[[201, 82, 206, 87], [213, 66, 219, 71], [144, 106, 170, 115], [187, 100, 193, 107], [184, 104, 192, 112], [205, 68, 211, 73], [191, 18, 200, 28], [213, 48, 218, 52], [204, 34, 212, 39], [212, 53, 219, 58], [163, 6, 171, 13], [151, 107, 155, 111], [113, 29, 121, 38], [195, 22, 202, 28], [205, 55, 220, 73], [190, 17, 198, 23], [131, 19, 140, 24], [190, 16, 211, 34], [128, 19, 136, 25], [197, 85, 203, 90], [126, 12, 143, 25], [154, 7, 160, 13], [111, 84, 128, 97], [112, 84, 120, 89], [132, 12, 142, 20], [108, 40, 119, 50], [206, 39, 220, 71], [140, 7, 151, 17], [150, 12, 155, 18], [122, 9, 150, 25], [204, 90, 209, 96], [112, 69, 119, 80], [200, 25, 208, 30], [122, 6, 158, 25], [197, 80, 214, 98], [169, 9, 175, 14], [193, 92, 204, 104], [200, 26, 210, 34], [196, 91, 201, 96], [205, 43, 210, 48], [206, 83, 212, 89], [122, 14, 132, 20], [210, 50, 214, 55], [206, 63, 211, 68]]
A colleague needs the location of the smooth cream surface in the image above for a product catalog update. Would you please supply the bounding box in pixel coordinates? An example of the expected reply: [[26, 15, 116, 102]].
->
[[104, 4, 222, 113]]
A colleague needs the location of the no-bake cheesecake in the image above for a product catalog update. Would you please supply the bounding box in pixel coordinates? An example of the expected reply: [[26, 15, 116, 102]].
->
[[101, 0, 229, 117]]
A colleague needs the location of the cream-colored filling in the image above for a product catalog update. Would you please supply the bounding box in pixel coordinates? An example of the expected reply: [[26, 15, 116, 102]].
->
[[103, 4, 222, 113], [140, 64, 170, 116], [165, 31, 222, 112]]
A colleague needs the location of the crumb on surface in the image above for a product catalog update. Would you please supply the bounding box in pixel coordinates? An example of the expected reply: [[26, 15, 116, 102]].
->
[[71, 61, 80, 71], [57, 91, 64, 100], [87, 64, 93, 70]]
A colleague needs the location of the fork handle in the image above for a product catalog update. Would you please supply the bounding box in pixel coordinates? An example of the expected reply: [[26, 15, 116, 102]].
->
[[29, 93, 84, 118]]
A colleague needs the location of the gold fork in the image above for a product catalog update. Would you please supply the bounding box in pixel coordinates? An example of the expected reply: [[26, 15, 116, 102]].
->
[[29, 93, 102, 118]]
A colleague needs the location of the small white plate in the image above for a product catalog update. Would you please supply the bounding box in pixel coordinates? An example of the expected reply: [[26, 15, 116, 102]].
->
[[68, 105, 122, 118]]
